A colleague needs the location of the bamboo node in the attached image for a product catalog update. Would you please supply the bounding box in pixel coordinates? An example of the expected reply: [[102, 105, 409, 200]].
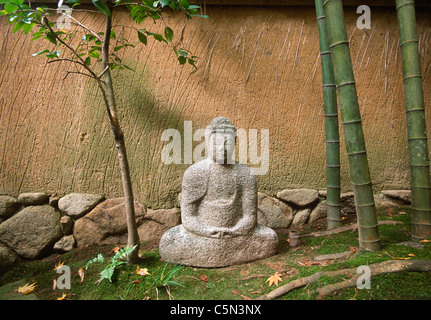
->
[[336, 81, 356, 89], [342, 119, 362, 125], [329, 40, 349, 49], [396, 0, 416, 11], [400, 39, 419, 47], [403, 74, 422, 81]]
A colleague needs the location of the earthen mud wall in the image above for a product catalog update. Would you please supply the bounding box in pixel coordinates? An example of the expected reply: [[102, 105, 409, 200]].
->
[[0, 5, 430, 208]]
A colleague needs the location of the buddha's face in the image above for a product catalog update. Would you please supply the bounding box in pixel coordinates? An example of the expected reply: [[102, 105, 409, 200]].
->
[[207, 132, 236, 164]]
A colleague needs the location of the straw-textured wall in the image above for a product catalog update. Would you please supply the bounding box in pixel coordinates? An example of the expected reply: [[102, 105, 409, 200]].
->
[[0, 5, 430, 208]]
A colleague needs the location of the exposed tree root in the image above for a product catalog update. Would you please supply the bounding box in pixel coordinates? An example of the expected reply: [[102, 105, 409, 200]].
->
[[258, 259, 431, 300], [300, 220, 404, 238]]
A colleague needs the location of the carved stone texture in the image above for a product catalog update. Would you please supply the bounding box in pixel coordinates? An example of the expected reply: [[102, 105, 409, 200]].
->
[[159, 117, 278, 267]]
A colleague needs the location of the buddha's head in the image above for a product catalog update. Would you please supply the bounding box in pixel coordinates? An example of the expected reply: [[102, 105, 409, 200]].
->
[[205, 117, 237, 164]]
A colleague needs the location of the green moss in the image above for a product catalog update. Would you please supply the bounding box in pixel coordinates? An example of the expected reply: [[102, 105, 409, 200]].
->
[[1, 206, 430, 300]]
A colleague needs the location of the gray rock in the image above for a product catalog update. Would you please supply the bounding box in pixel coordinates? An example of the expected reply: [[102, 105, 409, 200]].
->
[[291, 208, 311, 228], [0, 205, 62, 259], [340, 192, 356, 214], [257, 192, 293, 228], [276, 188, 319, 207], [309, 200, 327, 224], [58, 193, 105, 219], [381, 190, 411, 204], [0, 195, 20, 220], [60, 215, 73, 235], [0, 243, 18, 273], [53, 235, 75, 253], [138, 208, 181, 242], [73, 197, 147, 247], [17, 192, 49, 206], [159, 117, 278, 267]]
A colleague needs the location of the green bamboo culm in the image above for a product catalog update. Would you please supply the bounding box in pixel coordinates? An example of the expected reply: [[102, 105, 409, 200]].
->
[[396, 0, 431, 241], [323, 0, 381, 251], [315, 0, 342, 229]]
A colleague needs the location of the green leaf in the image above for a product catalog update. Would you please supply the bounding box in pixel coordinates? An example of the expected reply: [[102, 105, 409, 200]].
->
[[159, 0, 170, 7], [45, 31, 57, 45], [85, 56, 91, 66], [164, 26, 173, 43], [22, 22, 36, 34], [190, 14, 209, 19], [152, 33, 165, 42], [178, 0, 189, 8], [92, 0, 111, 17], [46, 50, 61, 59], [4, 3, 18, 14], [88, 50, 100, 58], [12, 20, 25, 33], [32, 49, 50, 56], [178, 55, 186, 65], [113, 45, 124, 52], [137, 31, 147, 45]]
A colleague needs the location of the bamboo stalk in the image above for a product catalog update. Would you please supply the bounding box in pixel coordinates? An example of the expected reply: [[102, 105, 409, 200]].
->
[[315, 0, 342, 229], [322, 0, 381, 251], [396, 0, 431, 241]]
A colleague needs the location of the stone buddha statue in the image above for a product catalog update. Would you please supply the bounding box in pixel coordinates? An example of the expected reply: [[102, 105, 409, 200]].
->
[[159, 117, 278, 267]]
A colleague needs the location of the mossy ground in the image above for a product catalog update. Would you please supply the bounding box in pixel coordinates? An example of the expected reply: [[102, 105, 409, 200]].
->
[[1, 205, 430, 301]]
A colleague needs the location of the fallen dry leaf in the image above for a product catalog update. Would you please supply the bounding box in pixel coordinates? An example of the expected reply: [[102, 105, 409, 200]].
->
[[16, 282, 37, 295], [408, 253, 416, 257], [57, 293, 67, 300], [136, 267, 151, 276], [266, 272, 283, 287], [111, 245, 121, 253], [130, 280, 141, 284], [200, 274, 208, 282], [53, 261, 64, 271], [78, 268, 85, 283], [419, 239, 431, 243]]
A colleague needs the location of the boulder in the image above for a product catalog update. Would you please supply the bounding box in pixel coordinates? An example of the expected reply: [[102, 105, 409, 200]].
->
[[309, 200, 327, 224], [74, 198, 146, 247], [53, 235, 75, 253], [0, 195, 20, 220], [138, 208, 181, 242], [381, 190, 411, 204], [17, 192, 49, 206], [0, 205, 62, 259], [291, 208, 311, 228], [58, 193, 105, 219], [257, 192, 293, 228], [340, 192, 356, 214], [276, 188, 319, 207], [0, 243, 18, 274], [60, 215, 73, 235]]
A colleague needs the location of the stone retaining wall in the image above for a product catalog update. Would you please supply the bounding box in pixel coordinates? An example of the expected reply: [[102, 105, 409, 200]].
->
[[0, 189, 411, 273]]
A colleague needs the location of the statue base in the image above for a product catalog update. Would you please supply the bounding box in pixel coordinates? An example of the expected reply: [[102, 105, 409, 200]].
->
[[159, 224, 278, 268]]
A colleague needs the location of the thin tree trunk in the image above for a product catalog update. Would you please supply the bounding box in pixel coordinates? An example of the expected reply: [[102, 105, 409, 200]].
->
[[323, 0, 381, 251], [315, 0, 342, 229], [101, 7, 140, 263], [396, 0, 431, 241]]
